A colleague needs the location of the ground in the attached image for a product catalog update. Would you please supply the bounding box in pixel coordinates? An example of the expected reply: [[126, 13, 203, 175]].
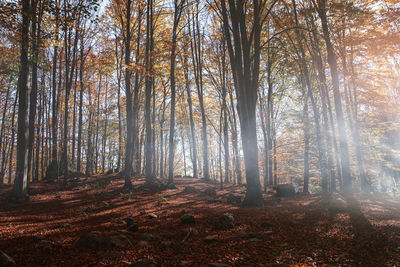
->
[[0, 174, 399, 266]]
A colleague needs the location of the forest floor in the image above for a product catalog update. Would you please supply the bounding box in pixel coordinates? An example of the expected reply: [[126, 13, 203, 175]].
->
[[0, 174, 400, 267]]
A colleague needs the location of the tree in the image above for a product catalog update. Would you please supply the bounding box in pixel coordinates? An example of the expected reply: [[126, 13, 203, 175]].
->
[[167, 0, 185, 187], [218, 0, 278, 206], [12, 0, 31, 199]]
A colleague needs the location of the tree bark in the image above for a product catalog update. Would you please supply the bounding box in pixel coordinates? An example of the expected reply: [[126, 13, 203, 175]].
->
[[13, 0, 31, 199]]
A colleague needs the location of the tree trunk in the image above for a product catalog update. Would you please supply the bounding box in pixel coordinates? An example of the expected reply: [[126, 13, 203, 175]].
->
[[13, 0, 31, 199], [316, 0, 352, 192]]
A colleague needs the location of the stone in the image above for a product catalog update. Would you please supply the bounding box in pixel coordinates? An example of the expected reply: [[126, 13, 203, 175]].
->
[[125, 216, 136, 227], [214, 213, 235, 230], [106, 232, 133, 248], [131, 259, 159, 267], [201, 188, 217, 197], [0, 250, 16, 266], [180, 213, 195, 224], [204, 235, 219, 243], [161, 241, 173, 248], [148, 213, 157, 219], [261, 221, 272, 228], [74, 231, 132, 249], [183, 186, 199, 194], [74, 231, 102, 249], [275, 184, 295, 197], [226, 194, 242, 205], [167, 183, 177, 189], [127, 223, 139, 232]]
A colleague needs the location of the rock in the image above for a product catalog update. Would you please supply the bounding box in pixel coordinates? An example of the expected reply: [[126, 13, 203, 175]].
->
[[141, 181, 165, 192], [167, 183, 177, 189], [214, 213, 235, 230], [0, 250, 16, 266], [260, 221, 272, 228], [275, 184, 295, 197], [131, 259, 159, 267], [148, 213, 158, 219], [106, 232, 133, 248], [161, 241, 173, 248], [138, 233, 157, 241], [180, 213, 195, 224], [183, 186, 199, 194], [204, 234, 219, 243], [74, 231, 102, 249], [128, 224, 139, 232], [75, 231, 132, 249], [226, 193, 241, 205], [125, 216, 136, 227], [201, 188, 217, 197], [208, 263, 231, 267]]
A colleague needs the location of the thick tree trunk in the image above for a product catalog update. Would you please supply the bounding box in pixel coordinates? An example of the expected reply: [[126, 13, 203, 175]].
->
[[13, 0, 31, 199], [316, 0, 352, 192]]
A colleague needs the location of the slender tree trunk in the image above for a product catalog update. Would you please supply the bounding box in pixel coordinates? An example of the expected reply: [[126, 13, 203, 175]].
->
[[182, 50, 198, 178], [94, 75, 101, 174], [27, 0, 39, 181], [8, 94, 18, 183], [190, 6, 209, 181], [0, 86, 10, 181], [77, 34, 85, 173], [102, 77, 109, 173], [167, 0, 184, 186], [228, 88, 241, 184]]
